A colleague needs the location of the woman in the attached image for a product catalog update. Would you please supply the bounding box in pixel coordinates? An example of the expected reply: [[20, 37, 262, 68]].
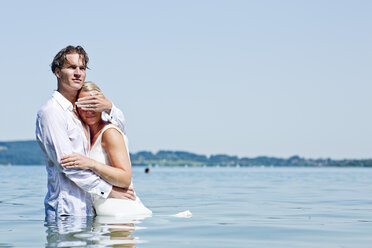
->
[[61, 81, 151, 218]]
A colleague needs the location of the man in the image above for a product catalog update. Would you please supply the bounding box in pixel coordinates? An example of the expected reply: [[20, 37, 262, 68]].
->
[[36, 45, 134, 218]]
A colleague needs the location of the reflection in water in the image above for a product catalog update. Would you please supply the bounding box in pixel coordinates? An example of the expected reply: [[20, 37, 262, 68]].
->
[[45, 215, 147, 247]]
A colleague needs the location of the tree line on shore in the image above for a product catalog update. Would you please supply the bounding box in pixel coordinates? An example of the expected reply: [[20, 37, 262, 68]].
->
[[1, 140, 371, 167]]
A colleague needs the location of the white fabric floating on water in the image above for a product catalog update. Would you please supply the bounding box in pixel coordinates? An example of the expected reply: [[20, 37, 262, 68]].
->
[[172, 210, 192, 218], [94, 198, 152, 218]]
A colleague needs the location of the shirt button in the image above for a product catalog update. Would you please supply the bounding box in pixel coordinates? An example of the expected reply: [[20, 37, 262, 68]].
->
[[101, 192, 104, 195]]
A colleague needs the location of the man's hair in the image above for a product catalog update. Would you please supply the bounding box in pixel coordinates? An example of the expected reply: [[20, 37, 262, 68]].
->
[[51, 45, 89, 74]]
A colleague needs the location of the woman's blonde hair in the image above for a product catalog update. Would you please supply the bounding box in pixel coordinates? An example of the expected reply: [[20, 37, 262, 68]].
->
[[80, 81, 102, 93]]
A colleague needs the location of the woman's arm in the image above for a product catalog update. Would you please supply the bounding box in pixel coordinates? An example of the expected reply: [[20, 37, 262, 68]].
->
[[98, 128, 132, 188], [60, 128, 132, 188]]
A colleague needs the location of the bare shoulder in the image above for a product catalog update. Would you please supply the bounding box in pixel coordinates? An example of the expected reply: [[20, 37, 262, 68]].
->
[[101, 126, 125, 148]]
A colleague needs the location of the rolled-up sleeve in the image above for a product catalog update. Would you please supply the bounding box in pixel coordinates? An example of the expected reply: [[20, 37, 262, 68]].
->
[[102, 103, 126, 134]]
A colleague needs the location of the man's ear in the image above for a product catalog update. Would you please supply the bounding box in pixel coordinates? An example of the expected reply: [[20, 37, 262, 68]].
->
[[55, 68, 61, 79]]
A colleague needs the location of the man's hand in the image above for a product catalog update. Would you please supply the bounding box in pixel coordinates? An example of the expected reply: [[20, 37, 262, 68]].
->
[[76, 90, 112, 114], [109, 186, 136, 201]]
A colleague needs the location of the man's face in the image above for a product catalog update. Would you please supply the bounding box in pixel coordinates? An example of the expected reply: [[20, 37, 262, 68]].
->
[[56, 53, 86, 92]]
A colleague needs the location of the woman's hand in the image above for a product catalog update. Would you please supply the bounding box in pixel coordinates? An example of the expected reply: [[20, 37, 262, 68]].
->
[[60, 154, 97, 170]]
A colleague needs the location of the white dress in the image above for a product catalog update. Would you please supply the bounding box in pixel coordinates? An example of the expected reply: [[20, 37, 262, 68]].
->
[[90, 124, 152, 218]]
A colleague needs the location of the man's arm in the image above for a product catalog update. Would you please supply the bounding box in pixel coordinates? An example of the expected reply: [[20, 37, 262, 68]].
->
[[60, 153, 136, 200], [36, 108, 112, 198]]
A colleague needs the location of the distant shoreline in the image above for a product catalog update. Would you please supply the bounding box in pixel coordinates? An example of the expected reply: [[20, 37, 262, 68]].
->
[[1, 140, 371, 167]]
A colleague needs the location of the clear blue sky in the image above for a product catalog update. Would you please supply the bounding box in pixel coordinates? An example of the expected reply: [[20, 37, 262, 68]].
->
[[0, 0, 371, 159]]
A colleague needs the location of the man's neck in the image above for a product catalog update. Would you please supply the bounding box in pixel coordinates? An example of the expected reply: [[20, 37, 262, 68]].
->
[[57, 88, 77, 106]]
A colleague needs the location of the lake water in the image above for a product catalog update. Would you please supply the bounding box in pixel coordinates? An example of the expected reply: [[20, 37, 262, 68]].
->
[[0, 166, 372, 247]]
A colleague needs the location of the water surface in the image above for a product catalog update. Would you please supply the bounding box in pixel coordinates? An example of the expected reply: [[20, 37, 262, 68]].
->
[[0, 166, 371, 247]]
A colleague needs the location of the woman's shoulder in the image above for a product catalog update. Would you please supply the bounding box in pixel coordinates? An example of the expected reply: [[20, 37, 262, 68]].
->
[[102, 123, 122, 134], [101, 124, 125, 146]]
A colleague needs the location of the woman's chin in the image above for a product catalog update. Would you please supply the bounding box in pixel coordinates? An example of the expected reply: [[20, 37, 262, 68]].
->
[[84, 120, 97, 126]]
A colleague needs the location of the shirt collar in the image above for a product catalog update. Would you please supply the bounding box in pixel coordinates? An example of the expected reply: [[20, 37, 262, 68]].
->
[[52, 91, 74, 112]]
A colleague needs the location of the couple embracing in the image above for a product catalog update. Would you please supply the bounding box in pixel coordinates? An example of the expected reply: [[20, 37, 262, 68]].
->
[[36, 45, 151, 219]]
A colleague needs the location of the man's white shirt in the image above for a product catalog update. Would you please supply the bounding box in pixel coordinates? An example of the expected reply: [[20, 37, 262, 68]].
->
[[36, 91, 126, 218]]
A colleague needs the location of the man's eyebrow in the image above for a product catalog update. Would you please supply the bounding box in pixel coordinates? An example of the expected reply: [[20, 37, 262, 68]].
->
[[62, 62, 73, 67], [62, 60, 86, 68]]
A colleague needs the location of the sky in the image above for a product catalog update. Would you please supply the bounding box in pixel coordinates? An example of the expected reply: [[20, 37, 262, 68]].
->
[[0, 0, 371, 159]]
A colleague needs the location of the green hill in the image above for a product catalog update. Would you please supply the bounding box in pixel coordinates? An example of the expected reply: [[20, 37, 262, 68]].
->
[[1, 140, 371, 167], [0, 140, 44, 165]]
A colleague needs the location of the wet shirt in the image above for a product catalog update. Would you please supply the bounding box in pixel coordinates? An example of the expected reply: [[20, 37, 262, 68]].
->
[[36, 91, 126, 218]]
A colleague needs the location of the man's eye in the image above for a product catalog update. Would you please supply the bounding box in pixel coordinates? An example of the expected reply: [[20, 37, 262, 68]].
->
[[80, 67, 86, 71]]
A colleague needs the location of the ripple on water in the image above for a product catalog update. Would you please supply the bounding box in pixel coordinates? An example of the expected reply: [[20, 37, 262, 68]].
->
[[1, 166, 372, 248]]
